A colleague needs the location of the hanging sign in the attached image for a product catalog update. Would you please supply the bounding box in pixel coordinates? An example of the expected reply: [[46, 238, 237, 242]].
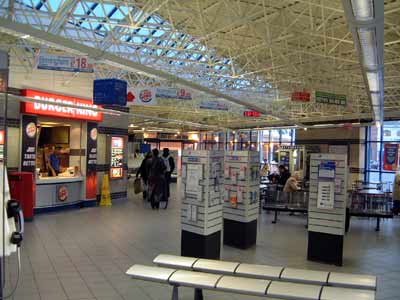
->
[[86, 122, 98, 199], [37, 52, 94, 73], [291, 91, 311, 102], [21, 89, 103, 122], [315, 91, 347, 106], [156, 87, 192, 100], [199, 100, 229, 111], [21, 115, 37, 173], [243, 111, 261, 117], [383, 144, 399, 171], [126, 87, 157, 106]]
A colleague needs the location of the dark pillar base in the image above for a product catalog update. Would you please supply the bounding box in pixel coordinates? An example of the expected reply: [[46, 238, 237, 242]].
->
[[181, 230, 221, 259], [223, 218, 257, 249], [307, 231, 343, 266]]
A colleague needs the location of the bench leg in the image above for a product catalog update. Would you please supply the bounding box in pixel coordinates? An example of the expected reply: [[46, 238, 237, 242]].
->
[[171, 285, 179, 300], [194, 288, 203, 300], [272, 210, 278, 224]]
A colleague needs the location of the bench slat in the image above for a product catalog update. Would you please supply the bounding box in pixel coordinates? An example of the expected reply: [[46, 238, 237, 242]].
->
[[281, 268, 329, 285], [216, 275, 270, 296], [193, 259, 240, 274], [328, 272, 377, 290], [126, 265, 176, 283], [153, 254, 198, 270], [169, 270, 222, 289], [267, 281, 321, 300], [321, 286, 375, 300], [235, 263, 283, 280]]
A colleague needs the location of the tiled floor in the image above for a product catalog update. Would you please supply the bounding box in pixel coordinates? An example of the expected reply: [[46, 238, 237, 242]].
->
[[5, 184, 400, 300]]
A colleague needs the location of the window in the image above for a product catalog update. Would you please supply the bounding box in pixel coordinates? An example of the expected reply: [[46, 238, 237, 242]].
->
[[365, 121, 400, 188]]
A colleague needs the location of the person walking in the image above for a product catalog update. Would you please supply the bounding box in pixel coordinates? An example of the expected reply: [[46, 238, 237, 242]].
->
[[136, 152, 152, 200], [146, 148, 166, 209], [161, 148, 175, 209]]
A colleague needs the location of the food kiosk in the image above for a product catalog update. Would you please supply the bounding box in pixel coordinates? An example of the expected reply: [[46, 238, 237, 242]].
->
[[20, 89, 102, 211]]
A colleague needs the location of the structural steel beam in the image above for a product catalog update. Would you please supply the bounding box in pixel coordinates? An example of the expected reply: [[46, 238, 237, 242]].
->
[[0, 17, 299, 125]]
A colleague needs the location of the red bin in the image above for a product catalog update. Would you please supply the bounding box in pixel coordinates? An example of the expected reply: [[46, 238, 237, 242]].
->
[[8, 172, 35, 221]]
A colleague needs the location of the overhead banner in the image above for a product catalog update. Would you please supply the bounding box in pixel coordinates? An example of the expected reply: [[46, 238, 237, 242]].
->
[[315, 91, 347, 106], [37, 52, 94, 73], [199, 100, 229, 111], [21, 89, 103, 122], [86, 122, 98, 200], [383, 144, 399, 171], [127, 87, 157, 106], [156, 87, 192, 100], [0, 50, 8, 93], [20, 115, 37, 173], [291, 91, 311, 102]]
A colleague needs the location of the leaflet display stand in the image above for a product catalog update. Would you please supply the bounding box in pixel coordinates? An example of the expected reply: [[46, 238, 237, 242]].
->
[[181, 150, 224, 259], [307, 153, 347, 266], [223, 151, 260, 249]]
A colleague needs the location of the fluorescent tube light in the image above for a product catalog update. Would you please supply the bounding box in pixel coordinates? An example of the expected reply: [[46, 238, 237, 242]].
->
[[366, 72, 379, 92], [357, 28, 378, 69], [350, 0, 374, 20]]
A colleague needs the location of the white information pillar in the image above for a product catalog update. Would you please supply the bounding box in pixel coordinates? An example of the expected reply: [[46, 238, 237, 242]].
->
[[307, 153, 348, 266], [180, 150, 224, 259], [223, 151, 260, 249]]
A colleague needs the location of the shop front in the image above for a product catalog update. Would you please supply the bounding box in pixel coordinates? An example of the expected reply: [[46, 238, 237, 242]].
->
[[20, 89, 102, 212]]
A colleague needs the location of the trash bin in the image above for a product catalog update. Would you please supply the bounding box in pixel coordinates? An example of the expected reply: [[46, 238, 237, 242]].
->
[[9, 172, 35, 221]]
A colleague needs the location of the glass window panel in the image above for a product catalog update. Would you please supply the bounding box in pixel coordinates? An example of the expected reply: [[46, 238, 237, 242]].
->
[[367, 171, 380, 183]]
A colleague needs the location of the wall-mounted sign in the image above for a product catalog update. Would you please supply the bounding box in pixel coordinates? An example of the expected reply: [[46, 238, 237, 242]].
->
[[20, 115, 37, 172], [127, 87, 156, 106], [199, 100, 229, 111], [37, 52, 94, 73], [156, 87, 192, 100], [383, 144, 398, 171], [21, 89, 103, 122], [315, 91, 347, 106], [291, 91, 311, 102], [110, 136, 124, 179], [243, 111, 261, 117], [86, 122, 98, 199]]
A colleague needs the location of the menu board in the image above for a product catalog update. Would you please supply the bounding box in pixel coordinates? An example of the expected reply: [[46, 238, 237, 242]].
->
[[110, 136, 124, 179]]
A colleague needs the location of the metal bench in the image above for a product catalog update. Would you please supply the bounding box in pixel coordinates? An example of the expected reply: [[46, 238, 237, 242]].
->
[[153, 254, 377, 291], [126, 264, 376, 300]]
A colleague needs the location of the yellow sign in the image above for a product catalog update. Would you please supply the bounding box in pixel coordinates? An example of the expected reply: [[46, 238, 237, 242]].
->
[[99, 174, 112, 206]]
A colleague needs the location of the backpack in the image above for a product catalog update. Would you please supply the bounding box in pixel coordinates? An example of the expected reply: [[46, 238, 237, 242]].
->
[[162, 155, 171, 172]]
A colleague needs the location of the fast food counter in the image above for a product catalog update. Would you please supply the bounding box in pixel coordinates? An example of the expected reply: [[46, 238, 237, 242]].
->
[[35, 176, 84, 210]]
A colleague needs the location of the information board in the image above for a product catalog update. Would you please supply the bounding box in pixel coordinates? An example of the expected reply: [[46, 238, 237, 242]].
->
[[110, 136, 124, 179]]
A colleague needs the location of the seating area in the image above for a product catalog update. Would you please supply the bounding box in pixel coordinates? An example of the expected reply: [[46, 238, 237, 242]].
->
[[126, 254, 376, 300]]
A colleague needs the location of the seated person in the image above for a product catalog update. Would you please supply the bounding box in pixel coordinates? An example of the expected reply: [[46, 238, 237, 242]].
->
[[277, 165, 291, 189], [283, 171, 301, 193]]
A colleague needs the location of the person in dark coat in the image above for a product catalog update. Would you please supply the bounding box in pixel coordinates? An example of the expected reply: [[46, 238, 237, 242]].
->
[[277, 165, 291, 190], [146, 149, 166, 209], [136, 152, 152, 200], [161, 148, 175, 209]]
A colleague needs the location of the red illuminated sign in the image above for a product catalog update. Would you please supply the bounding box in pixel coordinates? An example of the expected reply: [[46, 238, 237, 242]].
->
[[0, 130, 4, 144], [291, 91, 311, 102], [243, 111, 261, 118], [21, 89, 103, 122]]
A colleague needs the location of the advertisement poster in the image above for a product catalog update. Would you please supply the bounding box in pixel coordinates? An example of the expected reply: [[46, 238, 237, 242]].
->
[[383, 144, 399, 171], [315, 91, 347, 106], [86, 122, 98, 199], [21, 115, 37, 172], [156, 87, 192, 100], [110, 136, 124, 179], [126, 87, 156, 106], [37, 52, 94, 73], [0, 50, 8, 93], [199, 100, 229, 111], [318, 160, 336, 179]]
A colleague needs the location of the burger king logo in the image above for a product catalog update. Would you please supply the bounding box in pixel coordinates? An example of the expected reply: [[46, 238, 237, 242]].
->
[[90, 128, 98, 141], [58, 186, 68, 202], [139, 89, 153, 103], [127, 91, 135, 102], [26, 122, 36, 138]]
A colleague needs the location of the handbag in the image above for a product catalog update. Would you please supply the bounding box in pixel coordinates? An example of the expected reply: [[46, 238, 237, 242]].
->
[[134, 177, 143, 194]]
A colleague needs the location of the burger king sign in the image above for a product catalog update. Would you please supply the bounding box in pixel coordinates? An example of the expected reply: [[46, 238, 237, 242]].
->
[[126, 87, 156, 106]]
